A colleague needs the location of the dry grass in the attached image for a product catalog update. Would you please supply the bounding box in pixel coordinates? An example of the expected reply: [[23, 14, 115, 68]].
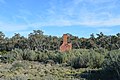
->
[[0, 61, 85, 80]]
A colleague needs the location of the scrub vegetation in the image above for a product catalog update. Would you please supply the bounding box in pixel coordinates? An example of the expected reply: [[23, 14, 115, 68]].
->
[[0, 30, 120, 80]]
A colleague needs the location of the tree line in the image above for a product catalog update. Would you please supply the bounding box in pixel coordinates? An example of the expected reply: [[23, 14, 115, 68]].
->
[[0, 30, 120, 51]]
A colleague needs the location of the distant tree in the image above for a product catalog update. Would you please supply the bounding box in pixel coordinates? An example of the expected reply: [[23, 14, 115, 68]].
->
[[0, 31, 6, 51]]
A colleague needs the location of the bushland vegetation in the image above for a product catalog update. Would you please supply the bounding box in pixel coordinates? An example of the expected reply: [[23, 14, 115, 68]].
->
[[0, 30, 120, 80]]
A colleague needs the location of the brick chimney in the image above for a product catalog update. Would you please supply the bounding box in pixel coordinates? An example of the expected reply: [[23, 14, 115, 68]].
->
[[60, 34, 72, 52], [63, 34, 68, 44]]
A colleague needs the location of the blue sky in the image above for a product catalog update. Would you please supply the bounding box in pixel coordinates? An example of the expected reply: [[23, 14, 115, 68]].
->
[[0, 0, 120, 37]]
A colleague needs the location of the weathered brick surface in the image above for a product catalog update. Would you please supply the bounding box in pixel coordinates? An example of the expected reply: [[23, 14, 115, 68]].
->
[[60, 34, 72, 52]]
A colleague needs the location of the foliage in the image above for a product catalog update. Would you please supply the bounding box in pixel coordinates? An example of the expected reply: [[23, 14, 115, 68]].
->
[[70, 56, 88, 69], [88, 50, 105, 68], [0, 48, 120, 80], [25, 49, 38, 61], [1, 49, 106, 68], [102, 50, 120, 79], [0, 30, 120, 51], [0, 61, 85, 80], [0, 30, 120, 80], [37, 51, 49, 62], [68, 49, 105, 69]]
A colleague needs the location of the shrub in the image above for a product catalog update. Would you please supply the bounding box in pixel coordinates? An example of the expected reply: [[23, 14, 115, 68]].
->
[[70, 54, 89, 69], [93, 48, 108, 54], [1, 48, 23, 63], [37, 51, 49, 62], [25, 50, 38, 61], [69, 49, 105, 69], [1, 55, 15, 63], [12, 62, 24, 68], [56, 53, 68, 63], [69, 49, 90, 68], [88, 50, 105, 68], [102, 50, 120, 79], [10, 48, 23, 60], [46, 51, 58, 62], [1, 49, 39, 63], [10, 61, 30, 71], [0, 50, 8, 55]]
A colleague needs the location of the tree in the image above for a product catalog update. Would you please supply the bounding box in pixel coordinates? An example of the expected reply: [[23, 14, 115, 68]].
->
[[0, 31, 5, 51]]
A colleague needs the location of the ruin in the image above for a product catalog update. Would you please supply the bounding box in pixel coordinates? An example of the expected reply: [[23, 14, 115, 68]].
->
[[60, 34, 72, 52]]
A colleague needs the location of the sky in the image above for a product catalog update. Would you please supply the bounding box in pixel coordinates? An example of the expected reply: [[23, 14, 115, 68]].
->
[[0, 0, 120, 38]]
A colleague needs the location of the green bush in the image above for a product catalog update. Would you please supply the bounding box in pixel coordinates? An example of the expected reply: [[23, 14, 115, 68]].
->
[[69, 49, 105, 69], [11, 48, 23, 60], [102, 50, 120, 79], [1, 49, 23, 63], [37, 51, 49, 62], [56, 53, 68, 63], [70, 54, 89, 69], [45, 51, 58, 62], [69, 49, 89, 68], [88, 50, 105, 68], [25, 50, 38, 61], [1, 49, 113, 70], [10, 61, 30, 71], [1, 49, 39, 63], [0, 50, 8, 55]]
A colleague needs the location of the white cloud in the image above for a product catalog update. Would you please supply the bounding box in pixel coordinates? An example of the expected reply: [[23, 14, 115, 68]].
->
[[11, 9, 33, 25], [2, 16, 120, 33], [0, 22, 29, 32], [28, 16, 120, 27], [0, 0, 6, 4], [34, 0, 119, 27], [0, 0, 120, 34]]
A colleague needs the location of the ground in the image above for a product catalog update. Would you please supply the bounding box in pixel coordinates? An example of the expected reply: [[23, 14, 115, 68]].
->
[[0, 61, 87, 80]]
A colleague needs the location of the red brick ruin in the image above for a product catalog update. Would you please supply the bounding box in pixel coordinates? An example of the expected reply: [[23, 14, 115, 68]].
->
[[60, 34, 72, 52]]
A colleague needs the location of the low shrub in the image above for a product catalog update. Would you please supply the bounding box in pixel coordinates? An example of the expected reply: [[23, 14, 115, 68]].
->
[[102, 50, 120, 79], [56, 53, 68, 63], [69, 49, 90, 68], [69, 49, 105, 69], [88, 50, 105, 68], [38, 52, 49, 62], [10, 48, 23, 60], [25, 50, 38, 61], [70, 54, 89, 69]]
